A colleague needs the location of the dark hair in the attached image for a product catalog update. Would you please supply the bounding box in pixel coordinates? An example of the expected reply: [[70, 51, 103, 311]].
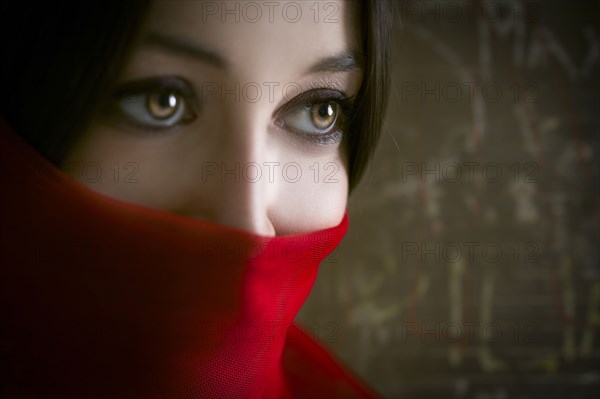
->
[[0, 0, 393, 192]]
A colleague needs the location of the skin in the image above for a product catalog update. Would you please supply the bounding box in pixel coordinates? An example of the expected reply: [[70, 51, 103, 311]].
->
[[62, 0, 363, 236]]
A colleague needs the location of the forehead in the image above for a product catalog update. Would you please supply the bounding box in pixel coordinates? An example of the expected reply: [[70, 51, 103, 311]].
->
[[141, 0, 361, 80]]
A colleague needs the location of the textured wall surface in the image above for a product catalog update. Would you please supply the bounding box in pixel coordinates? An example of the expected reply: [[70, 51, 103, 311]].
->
[[298, 1, 599, 398]]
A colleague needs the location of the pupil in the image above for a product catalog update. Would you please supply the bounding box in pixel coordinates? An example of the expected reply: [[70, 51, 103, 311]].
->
[[159, 93, 176, 108], [147, 90, 179, 120], [318, 103, 333, 118], [309, 101, 337, 130]]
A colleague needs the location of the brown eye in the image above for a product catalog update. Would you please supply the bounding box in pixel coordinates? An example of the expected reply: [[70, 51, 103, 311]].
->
[[116, 77, 198, 129], [147, 90, 180, 120], [281, 100, 341, 135], [275, 88, 353, 146], [310, 102, 338, 130]]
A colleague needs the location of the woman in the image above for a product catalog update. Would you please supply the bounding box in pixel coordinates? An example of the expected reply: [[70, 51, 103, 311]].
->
[[0, 0, 393, 397]]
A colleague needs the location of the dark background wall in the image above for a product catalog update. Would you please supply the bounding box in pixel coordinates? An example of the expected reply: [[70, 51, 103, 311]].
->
[[298, 1, 599, 398]]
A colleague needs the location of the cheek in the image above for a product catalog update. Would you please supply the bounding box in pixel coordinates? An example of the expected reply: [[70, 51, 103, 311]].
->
[[61, 124, 190, 210], [268, 157, 349, 236], [62, 124, 350, 236]]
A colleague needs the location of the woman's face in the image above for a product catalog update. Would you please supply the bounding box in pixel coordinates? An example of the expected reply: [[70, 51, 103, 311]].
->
[[62, 0, 362, 236]]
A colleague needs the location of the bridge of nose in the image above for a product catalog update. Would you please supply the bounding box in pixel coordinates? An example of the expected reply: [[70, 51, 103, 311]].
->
[[182, 103, 278, 237]]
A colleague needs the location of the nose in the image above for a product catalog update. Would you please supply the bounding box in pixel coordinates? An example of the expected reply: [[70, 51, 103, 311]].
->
[[206, 158, 276, 237], [183, 106, 277, 237]]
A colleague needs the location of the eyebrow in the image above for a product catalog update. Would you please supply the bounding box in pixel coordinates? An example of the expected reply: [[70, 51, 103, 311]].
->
[[307, 51, 364, 73], [144, 31, 364, 74], [145, 31, 227, 69]]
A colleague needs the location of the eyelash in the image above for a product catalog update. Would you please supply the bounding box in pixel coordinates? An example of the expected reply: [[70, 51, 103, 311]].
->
[[111, 76, 199, 133], [110, 76, 355, 145], [274, 88, 355, 146]]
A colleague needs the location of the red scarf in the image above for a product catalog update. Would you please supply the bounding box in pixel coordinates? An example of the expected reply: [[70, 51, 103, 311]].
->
[[0, 118, 379, 398]]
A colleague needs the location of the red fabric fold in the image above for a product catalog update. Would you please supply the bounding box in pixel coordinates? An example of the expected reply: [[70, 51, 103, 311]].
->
[[0, 118, 380, 398]]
